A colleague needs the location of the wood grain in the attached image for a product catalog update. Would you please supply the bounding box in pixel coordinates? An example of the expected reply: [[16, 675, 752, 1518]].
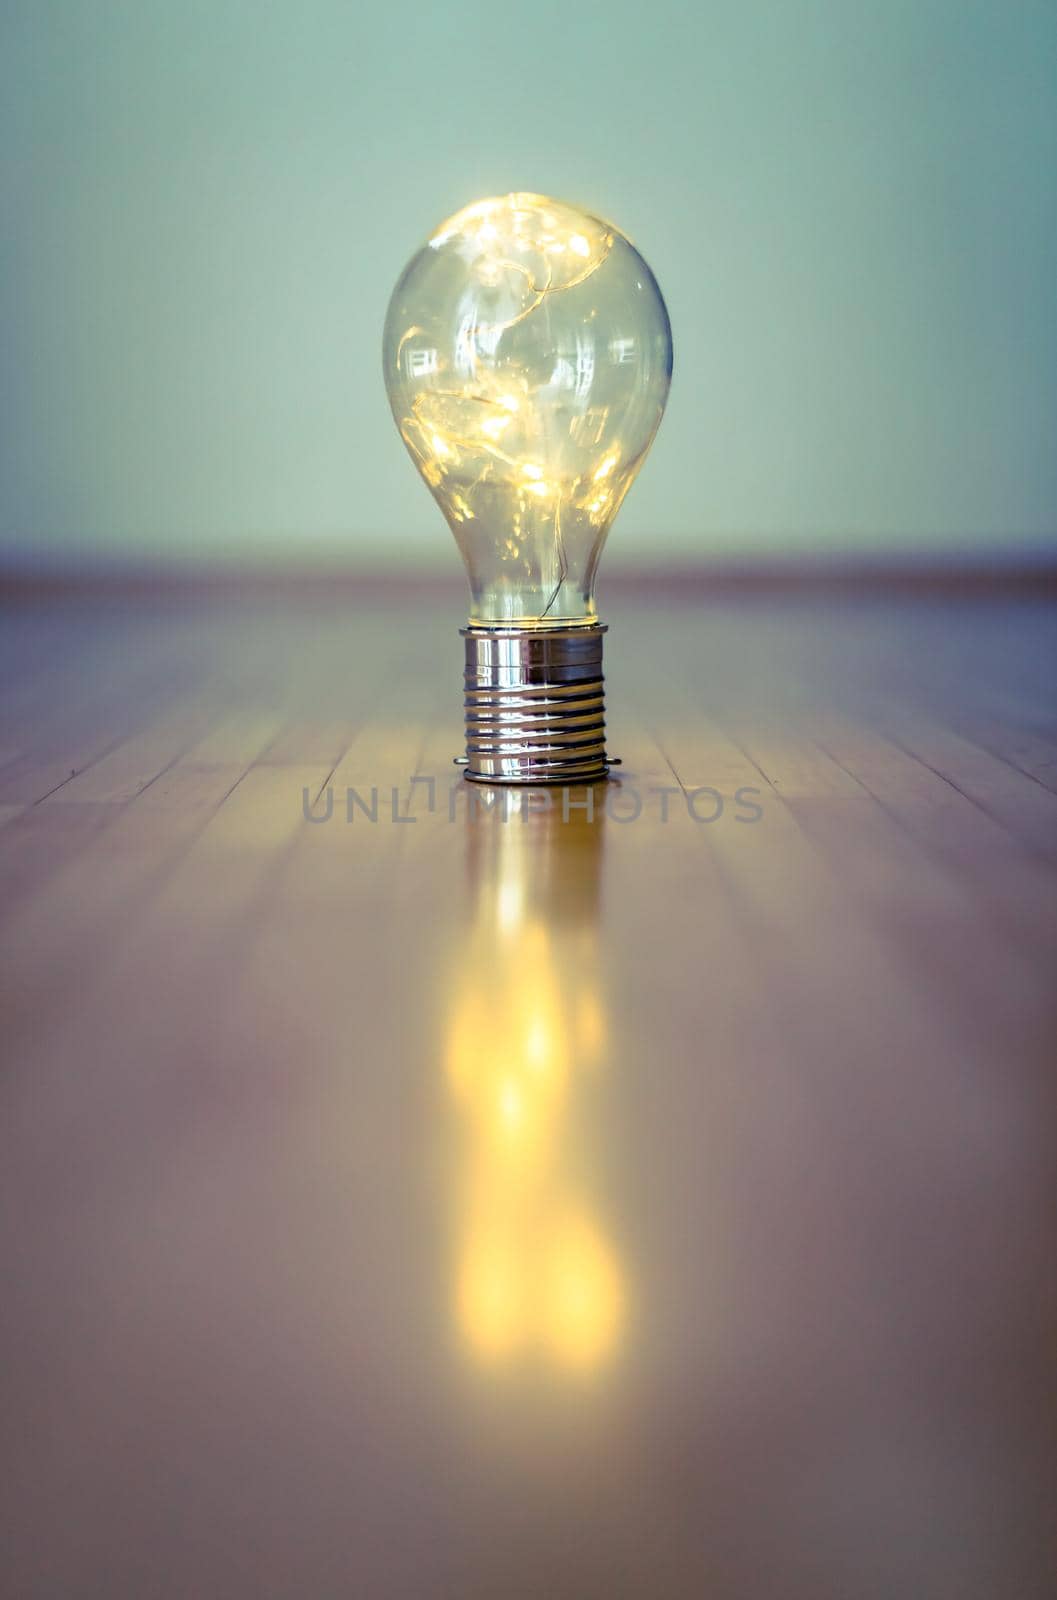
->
[[0, 588, 1053, 1599]]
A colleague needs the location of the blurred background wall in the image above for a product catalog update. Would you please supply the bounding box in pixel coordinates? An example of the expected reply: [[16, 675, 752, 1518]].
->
[[1, 0, 1054, 575]]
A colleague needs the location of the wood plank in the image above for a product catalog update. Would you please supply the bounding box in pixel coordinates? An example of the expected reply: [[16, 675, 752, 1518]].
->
[[1, 591, 1054, 1600], [39, 697, 218, 806], [874, 708, 1057, 859], [941, 712, 1057, 795]]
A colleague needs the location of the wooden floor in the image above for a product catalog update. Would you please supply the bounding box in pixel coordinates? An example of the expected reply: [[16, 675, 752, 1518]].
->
[[1, 586, 1054, 1597]]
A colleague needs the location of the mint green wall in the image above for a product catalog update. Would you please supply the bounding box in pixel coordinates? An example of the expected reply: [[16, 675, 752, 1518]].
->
[[2, 0, 1054, 569]]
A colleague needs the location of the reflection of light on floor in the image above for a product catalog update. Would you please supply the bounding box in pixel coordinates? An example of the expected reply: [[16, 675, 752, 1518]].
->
[[576, 991, 606, 1062], [446, 814, 624, 1376], [496, 878, 522, 932], [458, 1222, 524, 1363], [542, 1210, 624, 1369], [457, 1206, 624, 1371], [499, 1079, 523, 1129], [446, 923, 568, 1165], [524, 1015, 550, 1071]]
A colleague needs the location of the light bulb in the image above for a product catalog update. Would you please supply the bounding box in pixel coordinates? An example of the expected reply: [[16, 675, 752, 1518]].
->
[[383, 192, 673, 783]]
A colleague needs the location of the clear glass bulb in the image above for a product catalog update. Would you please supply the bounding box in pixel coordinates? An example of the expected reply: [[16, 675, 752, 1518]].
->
[[383, 193, 673, 627]]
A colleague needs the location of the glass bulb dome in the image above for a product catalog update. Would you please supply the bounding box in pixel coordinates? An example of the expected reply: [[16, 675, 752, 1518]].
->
[[383, 193, 673, 627]]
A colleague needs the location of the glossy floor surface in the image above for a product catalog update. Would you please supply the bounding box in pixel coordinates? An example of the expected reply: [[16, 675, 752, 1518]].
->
[[1, 589, 1055, 1597]]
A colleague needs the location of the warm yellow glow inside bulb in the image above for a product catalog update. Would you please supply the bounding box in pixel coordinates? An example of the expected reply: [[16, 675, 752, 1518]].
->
[[384, 192, 672, 626]]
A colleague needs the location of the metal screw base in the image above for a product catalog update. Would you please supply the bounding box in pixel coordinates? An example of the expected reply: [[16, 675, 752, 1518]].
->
[[460, 624, 609, 785]]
